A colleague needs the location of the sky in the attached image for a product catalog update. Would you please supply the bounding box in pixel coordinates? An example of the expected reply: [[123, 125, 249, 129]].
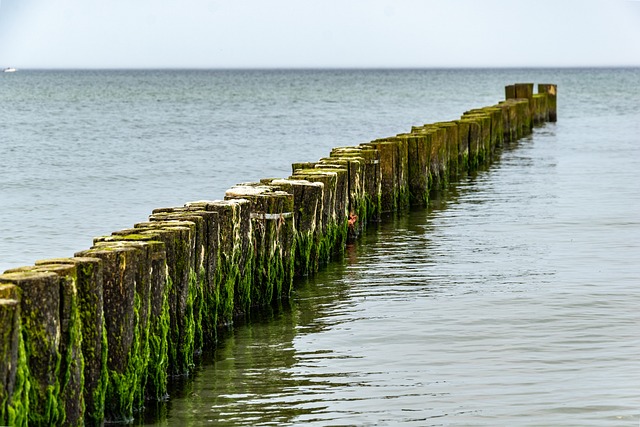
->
[[0, 0, 639, 69]]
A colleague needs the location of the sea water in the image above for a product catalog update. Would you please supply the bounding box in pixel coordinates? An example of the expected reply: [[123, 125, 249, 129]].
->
[[1, 68, 638, 425]]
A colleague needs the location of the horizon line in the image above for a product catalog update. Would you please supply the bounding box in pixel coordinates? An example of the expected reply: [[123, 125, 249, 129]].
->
[[5, 64, 640, 71]]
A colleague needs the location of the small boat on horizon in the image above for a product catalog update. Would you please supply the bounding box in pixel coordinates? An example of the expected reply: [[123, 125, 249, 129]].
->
[[3, 67, 17, 73]]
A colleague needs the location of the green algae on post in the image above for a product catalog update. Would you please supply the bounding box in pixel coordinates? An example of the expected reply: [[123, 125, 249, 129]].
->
[[95, 232, 172, 401], [149, 211, 208, 353], [368, 136, 410, 213], [330, 146, 382, 225], [225, 185, 295, 305], [35, 257, 108, 427], [266, 179, 324, 277], [23, 263, 85, 427], [538, 84, 557, 122], [74, 245, 145, 423], [157, 206, 221, 345], [289, 169, 339, 265], [0, 285, 30, 427], [192, 199, 254, 324], [0, 270, 63, 427], [397, 133, 430, 208], [132, 221, 196, 377]]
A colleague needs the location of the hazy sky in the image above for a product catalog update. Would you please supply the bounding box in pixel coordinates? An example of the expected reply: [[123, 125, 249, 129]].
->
[[1, 0, 639, 68]]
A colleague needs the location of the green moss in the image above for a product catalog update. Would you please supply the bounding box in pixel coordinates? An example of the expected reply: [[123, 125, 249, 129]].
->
[[295, 231, 314, 277], [335, 219, 349, 254], [201, 246, 222, 344], [193, 266, 206, 352], [398, 185, 411, 211], [219, 254, 238, 325], [166, 273, 179, 377], [70, 260, 108, 427], [58, 270, 85, 427], [146, 275, 170, 401], [4, 325, 30, 427], [86, 323, 108, 427], [283, 242, 295, 298], [236, 242, 253, 314], [21, 303, 62, 426], [176, 268, 197, 375], [250, 224, 272, 307], [271, 250, 283, 302], [104, 291, 146, 422]]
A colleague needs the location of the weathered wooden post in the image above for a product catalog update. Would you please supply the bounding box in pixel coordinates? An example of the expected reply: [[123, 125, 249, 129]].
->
[[0, 284, 29, 427], [313, 164, 350, 250], [497, 99, 519, 142], [152, 206, 221, 344], [263, 178, 324, 277], [13, 263, 85, 427], [432, 122, 460, 180], [515, 83, 534, 101], [331, 146, 382, 224], [363, 136, 410, 214], [73, 244, 145, 423], [456, 117, 482, 170], [506, 84, 534, 136], [36, 257, 107, 427], [460, 112, 492, 166], [129, 221, 196, 377], [464, 107, 504, 155], [290, 168, 341, 264], [225, 184, 295, 305], [148, 211, 209, 352], [396, 133, 430, 208], [316, 156, 364, 239], [0, 270, 62, 426], [186, 199, 253, 324], [538, 84, 557, 122], [91, 233, 169, 403], [430, 126, 449, 188], [516, 98, 532, 137]]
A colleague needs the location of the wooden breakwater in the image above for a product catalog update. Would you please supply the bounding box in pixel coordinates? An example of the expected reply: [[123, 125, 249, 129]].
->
[[0, 83, 556, 426]]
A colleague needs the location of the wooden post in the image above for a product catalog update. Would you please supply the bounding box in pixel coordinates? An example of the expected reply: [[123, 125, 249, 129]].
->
[[0, 270, 62, 426], [36, 257, 107, 426], [363, 137, 410, 214], [154, 206, 221, 344], [290, 169, 339, 265], [266, 178, 324, 277], [20, 263, 85, 427], [0, 284, 28, 427], [515, 83, 534, 101], [188, 199, 253, 325], [331, 146, 382, 224], [130, 221, 196, 377], [538, 84, 557, 122], [315, 156, 361, 240], [460, 113, 492, 165], [225, 184, 295, 305], [397, 133, 430, 208]]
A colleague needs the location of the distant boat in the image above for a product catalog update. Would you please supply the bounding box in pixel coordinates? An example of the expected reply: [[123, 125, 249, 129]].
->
[[3, 67, 17, 73]]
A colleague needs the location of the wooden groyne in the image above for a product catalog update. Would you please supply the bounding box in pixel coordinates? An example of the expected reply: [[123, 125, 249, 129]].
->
[[0, 83, 556, 426]]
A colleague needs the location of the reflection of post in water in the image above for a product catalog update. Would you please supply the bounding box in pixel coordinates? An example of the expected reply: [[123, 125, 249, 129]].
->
[[345, 240, 359, 266]]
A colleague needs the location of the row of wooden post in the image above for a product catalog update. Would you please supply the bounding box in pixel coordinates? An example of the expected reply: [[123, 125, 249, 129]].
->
[[0, 83, 556, 426]]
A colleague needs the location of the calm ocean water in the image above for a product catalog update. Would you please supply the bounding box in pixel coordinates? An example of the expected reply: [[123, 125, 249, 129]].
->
[[1, 68, 639, 425]]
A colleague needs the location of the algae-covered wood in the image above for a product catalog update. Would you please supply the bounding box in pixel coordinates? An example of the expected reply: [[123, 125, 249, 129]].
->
[[73, 245, 143, 423], [0, 270, 62, 427], [0, 288, 28, 427], [25, 263, 84, 427]]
